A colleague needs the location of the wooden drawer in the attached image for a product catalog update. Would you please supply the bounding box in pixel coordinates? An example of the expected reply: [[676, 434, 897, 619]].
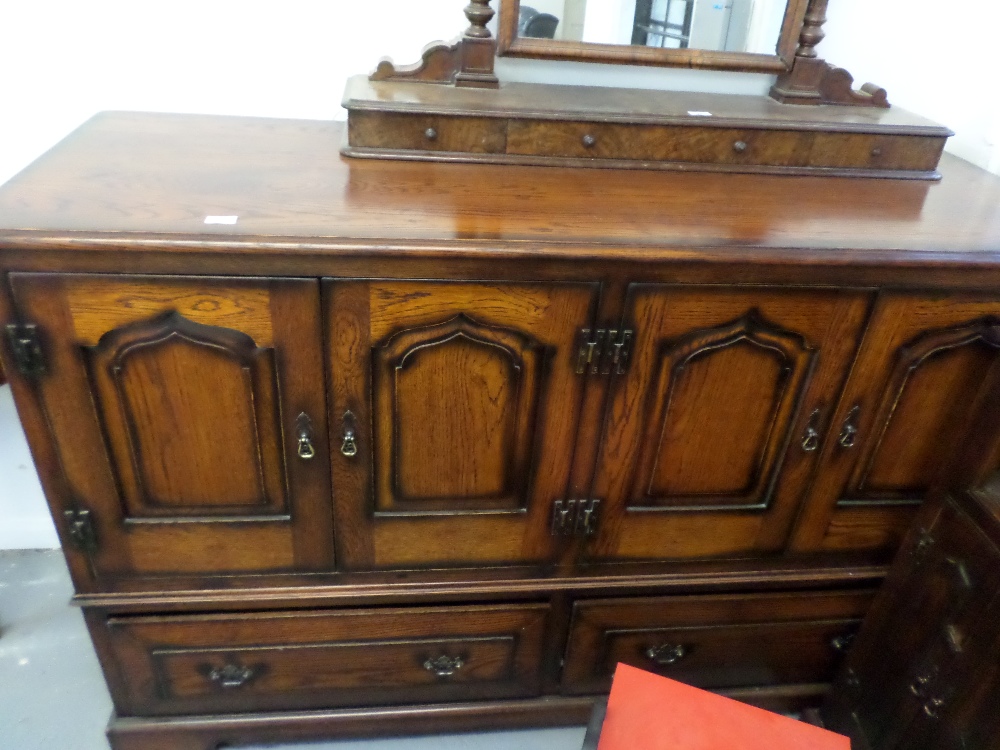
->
[[348, 111, 507, 154], [562, 590, 874, 695], [506, 120, 945, 172], [103, 603, 549, 716]]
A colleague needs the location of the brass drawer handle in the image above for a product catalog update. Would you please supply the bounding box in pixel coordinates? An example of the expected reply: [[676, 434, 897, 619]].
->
[[801, 408, 821, 452], [423, 655, 464, 677], [645, 643, 688, 666], [341, 410, 359, 458], [582, 134, 597, 148], [296, 412, 316, 460], [733, 140, 748, 153], [425, 127, 438, 141], [838, 405, 860, 448], [204, 662, 260, 690]]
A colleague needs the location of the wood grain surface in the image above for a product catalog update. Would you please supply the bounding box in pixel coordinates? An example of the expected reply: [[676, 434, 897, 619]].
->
[[0, 113, 995, 260]]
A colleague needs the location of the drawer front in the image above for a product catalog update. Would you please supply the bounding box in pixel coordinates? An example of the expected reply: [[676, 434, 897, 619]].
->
[[104, 603, 549, 716], [348, 111, 507, 154], [562, 590, 874, 695], [506, 120, 944, 172]]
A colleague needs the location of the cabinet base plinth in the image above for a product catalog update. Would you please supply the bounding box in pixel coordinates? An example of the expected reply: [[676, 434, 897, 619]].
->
[[107, 698, 596, 750], [107, 685, 831, 749]]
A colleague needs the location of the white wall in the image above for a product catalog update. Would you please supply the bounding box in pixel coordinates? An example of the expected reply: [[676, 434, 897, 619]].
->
[[0, 0, 996, 549], [820, 0, 1000, 173], [582, 0, 633, 46], [0, 0, 995, 187]]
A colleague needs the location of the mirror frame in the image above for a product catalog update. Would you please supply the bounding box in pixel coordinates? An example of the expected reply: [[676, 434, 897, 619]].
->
[[497, 0, 811, 72]]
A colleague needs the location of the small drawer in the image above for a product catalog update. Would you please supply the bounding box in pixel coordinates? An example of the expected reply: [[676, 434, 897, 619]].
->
[[561, 590, 874, 695], [348, 111, 507, 154], [506, 120, 946, 173], [506, 120, 812, 167], [806, 132, 946, 171], [104, 603, 548, 716]]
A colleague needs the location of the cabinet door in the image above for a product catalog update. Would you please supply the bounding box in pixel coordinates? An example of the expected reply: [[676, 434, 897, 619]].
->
[[824, 499, 1000, 750], [586, 285, 870, 561], [791, 294, 1000, 555], [9, 274, 332, 579], [327, 280, 599, 570]]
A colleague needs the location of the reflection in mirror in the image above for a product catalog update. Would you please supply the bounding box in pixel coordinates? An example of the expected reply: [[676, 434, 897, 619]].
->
[[518, 0, 787, 54]]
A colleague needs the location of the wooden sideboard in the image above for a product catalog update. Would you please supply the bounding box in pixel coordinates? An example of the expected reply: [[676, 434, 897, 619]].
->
[[2, 112, 1000, 750]]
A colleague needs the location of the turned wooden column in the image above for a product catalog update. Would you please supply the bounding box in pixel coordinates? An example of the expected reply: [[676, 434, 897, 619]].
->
[[456, 0, 500, 89], [795, 0, 829, 59], [770, 0, 887, 107]]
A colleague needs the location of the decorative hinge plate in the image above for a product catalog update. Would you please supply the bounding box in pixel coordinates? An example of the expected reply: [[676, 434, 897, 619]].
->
[[575, 327, 633, 376], [64, 507, 98, 554], [551, 498, 601, 537], [5, 323, 47, 378]]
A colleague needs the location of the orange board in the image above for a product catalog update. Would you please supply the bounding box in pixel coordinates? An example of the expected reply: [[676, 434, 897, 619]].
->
[[597, 664, 850, 750]]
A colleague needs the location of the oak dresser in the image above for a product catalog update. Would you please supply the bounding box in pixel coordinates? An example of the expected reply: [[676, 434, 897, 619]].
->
[[2, 111, 1000, 749]]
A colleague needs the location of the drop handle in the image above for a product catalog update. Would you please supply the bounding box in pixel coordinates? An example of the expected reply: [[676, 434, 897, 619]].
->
[[201, 661, 262, 690], [295, 412, 316, 460], [423, 655, 464, 677], [645, 643, 688, 666], [838, 405, 860, 449], [341, 410, 359, 458], [800, 408, 821, 452]]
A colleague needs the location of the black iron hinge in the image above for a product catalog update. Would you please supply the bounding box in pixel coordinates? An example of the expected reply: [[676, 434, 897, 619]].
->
[[5, 323, 47, 378], [64, 507, 98, 554], [575, 327, 633, 376], [551, 498, 601, 537]]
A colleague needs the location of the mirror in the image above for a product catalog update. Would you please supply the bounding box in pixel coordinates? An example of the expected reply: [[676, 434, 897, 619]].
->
[[525, 0, 786, 54], [498, 0, 809, 72]]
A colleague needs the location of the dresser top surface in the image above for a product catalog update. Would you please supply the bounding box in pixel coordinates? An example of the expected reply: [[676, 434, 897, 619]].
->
[[0, 110, 999, 258]]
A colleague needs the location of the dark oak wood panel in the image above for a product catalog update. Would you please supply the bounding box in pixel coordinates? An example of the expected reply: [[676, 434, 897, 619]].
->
[[373, 313, 544, 512], [632, 310, 815, 509], [101, 603, 549, 716], [7, 274, 333, 578], [327, 279, 599, 570], [791, 294, 1000, 556], [562, 590, 873, 695], [87, 311, 287, 517], [587, 286, 870, 561]]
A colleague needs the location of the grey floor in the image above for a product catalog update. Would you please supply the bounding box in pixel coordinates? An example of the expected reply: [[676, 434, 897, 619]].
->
[[0, 550, 587, 750]]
